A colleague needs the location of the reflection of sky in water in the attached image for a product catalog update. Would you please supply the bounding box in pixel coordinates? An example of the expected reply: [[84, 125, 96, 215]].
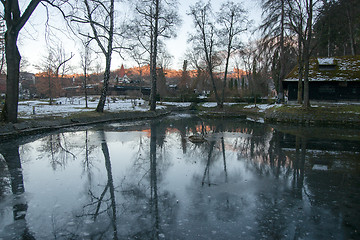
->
[[0, 118, 359, 239]]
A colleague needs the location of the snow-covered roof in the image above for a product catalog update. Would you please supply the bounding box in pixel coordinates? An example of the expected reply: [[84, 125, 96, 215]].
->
[[284, 56, 360, 82]]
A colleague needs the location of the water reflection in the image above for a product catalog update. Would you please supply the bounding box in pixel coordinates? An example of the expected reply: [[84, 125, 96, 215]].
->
[[0, 114, 359, 239], [37, 133, 76, 170], [0, 142, 35, 239]]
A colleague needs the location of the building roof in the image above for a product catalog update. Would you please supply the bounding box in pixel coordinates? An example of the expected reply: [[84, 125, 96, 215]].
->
[[119, 64, 125, 78], [284, 55, 360, 82]]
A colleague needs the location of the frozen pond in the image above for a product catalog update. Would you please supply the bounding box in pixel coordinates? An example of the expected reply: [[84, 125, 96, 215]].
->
[[0, 114, 359, 239]]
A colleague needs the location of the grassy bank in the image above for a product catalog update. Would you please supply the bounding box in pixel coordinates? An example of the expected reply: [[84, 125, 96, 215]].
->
[[264, 104, 360, 127]]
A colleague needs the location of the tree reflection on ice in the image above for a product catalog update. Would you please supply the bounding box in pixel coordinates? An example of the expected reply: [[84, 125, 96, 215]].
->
[[0, 142, 35, 239], [0, 116, 359, 239]]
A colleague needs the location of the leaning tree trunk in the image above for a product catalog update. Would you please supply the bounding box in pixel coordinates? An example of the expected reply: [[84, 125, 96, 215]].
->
[[1, 31, 21, 123], [96, 55, 112, 112], [221, 44, 232, 109], [95, 0, 114, 113]]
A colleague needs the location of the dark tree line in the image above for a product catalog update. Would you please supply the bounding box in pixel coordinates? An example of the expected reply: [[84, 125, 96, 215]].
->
[[314, 0, 360, 57]]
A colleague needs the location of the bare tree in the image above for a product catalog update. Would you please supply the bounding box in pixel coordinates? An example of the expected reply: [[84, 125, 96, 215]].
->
[[286, 0, 305, 103], [36, 44, 74, 104], [302, 0, 315, 108], [184, 49, 209, 93], [70, 0, 116, 112], [285, 0, 318, 108], [260, 0, 287, 102], [129, 46, 147, 97], [0, 0, 70, 122], [178, 60, 190, 94], [217, 1, 250, 106], [129, 0, 180, 111], [80, 35, 94, 108], [0, 0, 42, 122], [150, 0, 160, 111], [188, 1, 222, 107]]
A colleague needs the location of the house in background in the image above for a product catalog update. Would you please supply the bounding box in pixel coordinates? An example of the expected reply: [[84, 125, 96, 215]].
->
[[283, 56, 360, 101], [114, 64, 131, 84]]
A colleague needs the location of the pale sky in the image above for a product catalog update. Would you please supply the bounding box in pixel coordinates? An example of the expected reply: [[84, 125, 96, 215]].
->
[[18, 0, 262, 74]]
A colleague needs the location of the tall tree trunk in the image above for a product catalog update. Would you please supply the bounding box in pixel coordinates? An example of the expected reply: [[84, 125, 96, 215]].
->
[[48, 71, 53, 105], [297, 33, 303, 104], [203, 32, 221, 107], [150, 122, 159, 238], [95, 0, 114, 112], [221, 13, 235, 108], [150, 0, 159, 111], [221, 41, 232, 109], [209, 68, 221, 107], [303, 51, 310, 108], [102, 140, 118, 240], [84, 41, 89, 108], [303, 0, 313, 109], [345, 5, 356, 55], [278, 0, 285, 102], [96, 54, 112, 112], [1, 30, 21, 122], [1, 0, 41, 123], [84, 69, 88, 108]]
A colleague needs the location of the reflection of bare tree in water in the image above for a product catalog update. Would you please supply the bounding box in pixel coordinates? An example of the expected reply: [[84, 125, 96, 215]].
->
[[149, 122, 160, 239], [292, 136, 306, 199], [0, 155, 10, 199], [101, 136, 119, 240], [255, 134, 309, 240], [38, 133, 76, 170], [195, 122, 228, 186], [236, 126, 292, 180], [82, 130, 98, 183], [120, 121, 177, 239], [201, 140, 216, 186], [0, 143, 36, 239], [131, 132, 149, 182], [77, 131, 119, 240]]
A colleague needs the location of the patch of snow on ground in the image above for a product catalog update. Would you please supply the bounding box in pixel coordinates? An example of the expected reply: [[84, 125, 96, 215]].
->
[[201, 102, 238, 108], [161, 102, 192, 107], [202, 102, 217, 108], [317, 57, 334, 65], [244, 104, 281, 112], [17, 97, 160, 118], [312, 164, 329, 171]]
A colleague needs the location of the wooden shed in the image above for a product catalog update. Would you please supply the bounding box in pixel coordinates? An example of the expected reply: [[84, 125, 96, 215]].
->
[[283, 56, 360, 101]]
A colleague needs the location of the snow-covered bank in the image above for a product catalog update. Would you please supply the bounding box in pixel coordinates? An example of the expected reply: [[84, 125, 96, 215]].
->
[[18, 97, 157, 118]]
